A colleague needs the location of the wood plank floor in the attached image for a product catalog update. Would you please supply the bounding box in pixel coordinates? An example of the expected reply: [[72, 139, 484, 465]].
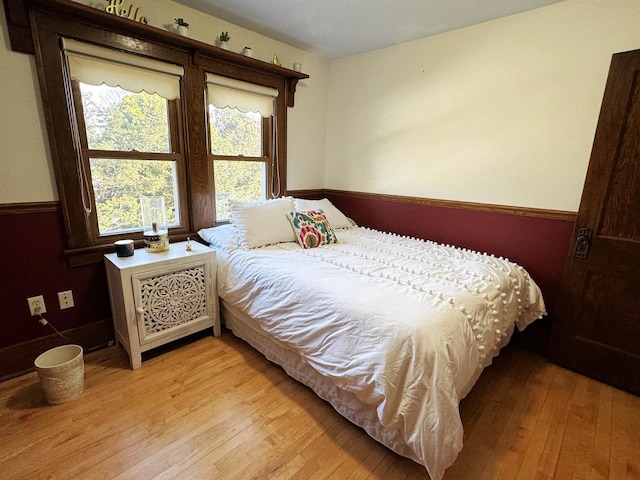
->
[[0, 332, 638, 479]]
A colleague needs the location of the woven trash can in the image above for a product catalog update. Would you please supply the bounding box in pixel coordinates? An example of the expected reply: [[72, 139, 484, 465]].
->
[[34, 344, 84, 405]]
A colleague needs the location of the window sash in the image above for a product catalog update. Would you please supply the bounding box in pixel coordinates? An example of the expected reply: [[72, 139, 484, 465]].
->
[[83, 152, 187, 240], [213, 158, 268, 220], [87, 156, 182, 236], [208, 108, 273, 160]]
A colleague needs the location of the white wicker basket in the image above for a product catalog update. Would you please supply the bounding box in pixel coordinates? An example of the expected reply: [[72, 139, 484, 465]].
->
[[34, 345, 84, 405]]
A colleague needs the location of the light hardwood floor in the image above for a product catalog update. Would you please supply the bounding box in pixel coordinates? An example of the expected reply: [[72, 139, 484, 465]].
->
[[1, 332, 638, 479]]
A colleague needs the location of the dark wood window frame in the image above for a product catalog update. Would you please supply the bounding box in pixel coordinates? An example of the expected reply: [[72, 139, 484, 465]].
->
[[4, 0, 307, 265], [71, 82, 190, 241]]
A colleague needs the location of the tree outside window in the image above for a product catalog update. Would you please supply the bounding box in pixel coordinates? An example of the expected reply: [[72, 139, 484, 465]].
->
[[209, 106, 269, 220], [78, 83, 181, 236]]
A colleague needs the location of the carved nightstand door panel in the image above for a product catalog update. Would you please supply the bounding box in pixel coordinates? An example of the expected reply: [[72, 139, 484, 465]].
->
[[133, 260, 214, 345]]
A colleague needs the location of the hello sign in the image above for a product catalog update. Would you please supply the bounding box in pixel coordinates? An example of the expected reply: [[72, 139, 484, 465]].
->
[[105, 0, 148, 24]]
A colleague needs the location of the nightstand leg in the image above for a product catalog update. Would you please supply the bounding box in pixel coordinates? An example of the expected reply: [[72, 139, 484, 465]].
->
[[130, 353, 142, 369]]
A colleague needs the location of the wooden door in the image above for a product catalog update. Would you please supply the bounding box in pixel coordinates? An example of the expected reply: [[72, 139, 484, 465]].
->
[[550, 49, 640, 396]]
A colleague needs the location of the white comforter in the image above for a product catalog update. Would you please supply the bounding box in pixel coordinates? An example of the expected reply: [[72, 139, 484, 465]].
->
[[215, 227, 546, 479]]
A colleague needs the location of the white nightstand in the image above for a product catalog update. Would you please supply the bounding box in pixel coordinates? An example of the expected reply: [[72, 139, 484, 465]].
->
[[104, 241, 220, 369]]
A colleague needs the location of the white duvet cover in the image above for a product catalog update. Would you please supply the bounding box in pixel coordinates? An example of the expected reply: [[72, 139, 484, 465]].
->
[[214, 227, 546, 479]]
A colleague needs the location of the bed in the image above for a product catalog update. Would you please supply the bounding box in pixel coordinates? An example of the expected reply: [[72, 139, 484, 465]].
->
[[199, 197, 546, 480]]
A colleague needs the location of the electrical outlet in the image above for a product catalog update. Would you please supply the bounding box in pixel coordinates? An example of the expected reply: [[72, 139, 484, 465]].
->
[[58, 290, 74, 310], [27, 295, 47, 316]]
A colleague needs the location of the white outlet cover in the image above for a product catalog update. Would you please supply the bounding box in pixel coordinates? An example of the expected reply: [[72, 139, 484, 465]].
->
[[58, 290, 74, 309], [27, 295, 46, 316]]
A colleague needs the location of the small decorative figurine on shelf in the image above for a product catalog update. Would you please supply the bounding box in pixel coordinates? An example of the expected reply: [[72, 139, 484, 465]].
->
[[219, 31, 230, 49], [174, 18, 189, 37], [186, 237, 192, 252], [272, 54, 281, 66], [242, 46, 253, 57]]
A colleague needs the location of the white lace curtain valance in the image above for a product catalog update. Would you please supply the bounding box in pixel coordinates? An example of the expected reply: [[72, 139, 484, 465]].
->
[[206, 73, 279, 118], [62, 38, 183, 100]]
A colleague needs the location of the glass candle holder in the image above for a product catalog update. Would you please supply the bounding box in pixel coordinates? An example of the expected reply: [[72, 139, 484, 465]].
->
[[140, 196, 169, 253]]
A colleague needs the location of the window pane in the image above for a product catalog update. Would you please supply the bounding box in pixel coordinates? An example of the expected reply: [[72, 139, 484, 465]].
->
[[214, 160, 266, 220], [90, 158, 179, 235], [209, 106, 262, 156], [79, 83, 171, 153]]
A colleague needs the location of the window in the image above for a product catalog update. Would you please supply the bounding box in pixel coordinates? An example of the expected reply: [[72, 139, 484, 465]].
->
[[206, 74, 279, 221], [209, 108, 267, 219], [64, 39, 186, 240], [23, 6, 304, 263], [80, 85, 181, 235]]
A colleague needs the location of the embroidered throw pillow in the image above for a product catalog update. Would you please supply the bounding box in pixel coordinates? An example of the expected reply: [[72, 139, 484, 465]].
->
[[286, 210, 338, 249]]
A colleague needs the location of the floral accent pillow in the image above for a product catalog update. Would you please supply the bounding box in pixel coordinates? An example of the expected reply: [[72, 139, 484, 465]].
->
[[286, 210, 338, 249]]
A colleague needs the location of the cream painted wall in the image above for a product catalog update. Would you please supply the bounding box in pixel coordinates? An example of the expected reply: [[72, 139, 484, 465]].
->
[[0, 0, 328, 204], [0, 2, 57, 203], [325, 0, 640, 212], [5, 0, 639, 209]]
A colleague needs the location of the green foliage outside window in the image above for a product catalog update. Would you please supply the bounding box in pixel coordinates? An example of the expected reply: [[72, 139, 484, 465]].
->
[[209, 106, 266, 219], [78, 84, 269, 232], [89, 158, 177, 234], [214, 160, 265, 219], [209, 106, 261, 157], [80, 84, 177, 234], [83, 86, 171, 152]]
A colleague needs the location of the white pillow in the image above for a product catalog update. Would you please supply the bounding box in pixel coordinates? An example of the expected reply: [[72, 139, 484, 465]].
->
[[228, 197, 296, 249], [198, 224, 238, 251], [293, 198, 352, 229]]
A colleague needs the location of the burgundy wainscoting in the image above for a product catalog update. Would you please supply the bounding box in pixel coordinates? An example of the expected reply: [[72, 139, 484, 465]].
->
[[323, 191, 576, 354], [0, 203, 113, 379]]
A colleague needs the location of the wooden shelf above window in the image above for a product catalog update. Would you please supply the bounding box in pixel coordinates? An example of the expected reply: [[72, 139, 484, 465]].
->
[[3, 0, 309, 106]]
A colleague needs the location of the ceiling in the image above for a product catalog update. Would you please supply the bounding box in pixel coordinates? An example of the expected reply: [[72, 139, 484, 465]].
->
[[175, 0, 564, 59]]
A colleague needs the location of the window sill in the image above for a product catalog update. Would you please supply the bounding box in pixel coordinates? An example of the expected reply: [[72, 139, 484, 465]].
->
[[65, 233, 200, 266]]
